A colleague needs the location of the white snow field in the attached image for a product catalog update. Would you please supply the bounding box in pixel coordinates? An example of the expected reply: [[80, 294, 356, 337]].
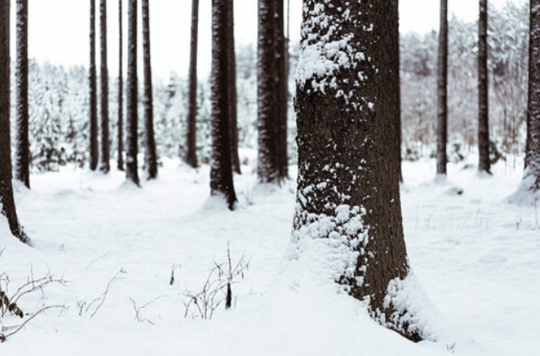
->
[[0, 156, 539, 356]]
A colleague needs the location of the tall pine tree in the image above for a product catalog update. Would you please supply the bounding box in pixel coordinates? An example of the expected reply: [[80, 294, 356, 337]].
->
[[142, 0, 158, 180], [89, 0, 99, 171], [126, 0, 139, 185], [0, 0, 29, 244], [185, 0, 199, 169], [294, 0, 423, 341], [478, 0, 491, 174], [437, 0, 448, 177], [210, 0, 237, 209], [117, 0, 124, 170], [15, 0, 30, 188], [100, 0, 110, 173]]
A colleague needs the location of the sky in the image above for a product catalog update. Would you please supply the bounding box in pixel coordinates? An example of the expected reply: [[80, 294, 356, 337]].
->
[[8, 0, 522, 80]]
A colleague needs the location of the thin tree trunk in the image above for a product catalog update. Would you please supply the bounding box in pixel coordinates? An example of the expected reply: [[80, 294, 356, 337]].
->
[[126, 0, 139, 185], [117, 0, 124, 171], [276, 0, 288, 181], [185, 0, 199, 169], [15, 0, 30, 188], [478, 0, 491, 174], [524, 0, 540, 190], [89, 0, 99, 171], [294, 0, 420, 342], [228, 0, 241, 174], [100, 0, 110, 173], [210, 0, 237, 210], [437, 0, 448, 177], [257, 0, 279, 184], [0, 0, 29, 244], [142, 0, 158, 180]]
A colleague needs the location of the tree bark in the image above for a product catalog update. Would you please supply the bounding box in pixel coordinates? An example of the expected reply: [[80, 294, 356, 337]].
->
[[142, 0, 158, 180], [89, 0, 99, 171], [185, 0, 199, 169], [276, 0, 289, 181], [437, 0, 448, 176], [0, 0, 29, 244], [126, 0, 139, 185], [228, 0, 241, 174], [210, 0, 237, 210], [100, 0, 110, 173], [524, 0, 540, 190], [478, 0, 491, 174], [15, 0, 30, 188], [257, 0, 279, 184], [117, 0, 124, 171], [294, 0, 420, 341]]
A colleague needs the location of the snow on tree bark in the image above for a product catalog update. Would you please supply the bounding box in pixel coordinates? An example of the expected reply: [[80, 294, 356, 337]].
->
[[117, 0, 124, 171], [89, 0, 99, 171], [478, 0, 491, 174], [228, 0, 241, 175], [293, 0, 422, 342], [257, 0, 280, 184], [437, 0, 448, 176], [126, 0, 139, 186], [0, 0, 29, 244], [142, 0, 158, 180], [100, 0, 110, 173], [524, 1, 540, 190], [185, 0, 199, 169], [276, 0, 289, 181], [210, 0, 237, 210], [15, 0, 30, 188]]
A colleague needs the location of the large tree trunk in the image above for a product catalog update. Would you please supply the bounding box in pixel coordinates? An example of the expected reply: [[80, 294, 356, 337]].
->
[[89, 0, 99, 171], [15, 0, 29, 188], [100, 0, 110, 173], [126, 0, 139, 185], [228, 0, 241, 175], [117, 0, 124, 171], [275, 0, 288, 181], [257, 0, 279, 184], [210, 0, 237, 210], [437, 0, 448, 177], [478, 0, 491, 174], [184, 0, 199, 169], [524, 0, 540, 190], [0, 0, 29, 244], [294, 0, 420, 341], [142, 0, 158, 180]]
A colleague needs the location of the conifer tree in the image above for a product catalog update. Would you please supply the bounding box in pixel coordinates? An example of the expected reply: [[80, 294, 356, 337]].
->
[[142, 0, 158, 179], [89, 0, 99, 171], [437, 0, 448, 177], [0, 0, 29, 244], [294, 0, 423, 341], [185, 0, 199, 169], [15, 0, 30, 188], [126, 0, 139, 185], [478, 0, 491, 174], [228, 0, 241, 174], [210, 0, 237, 209], [100, 0, 110, 173], [117, 0, 124, 170]]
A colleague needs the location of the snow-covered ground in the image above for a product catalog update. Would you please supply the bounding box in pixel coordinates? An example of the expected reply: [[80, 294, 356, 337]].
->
[[0, 156, 539, 355]]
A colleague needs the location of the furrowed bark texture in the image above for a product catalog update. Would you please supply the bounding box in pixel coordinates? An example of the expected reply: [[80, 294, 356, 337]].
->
[[524, 0, 540, 189], [228, 0, 241, 174], [117, 0, 124, 171], [294, 0, 419, 342], [478, 0, 491, 174], [276, 0, 289, 181], [89, 0, 99, 171], [185, 0, 199, 169], [210, 0, 237, 209], [100, 0, 110, 173], [0, 0, 29, 244], [437, 0, 448, 176], [257, 0, 279, 184], [15, 0, 29, 188], [126, 0, 139, 185], [142, 0, 158, 180]]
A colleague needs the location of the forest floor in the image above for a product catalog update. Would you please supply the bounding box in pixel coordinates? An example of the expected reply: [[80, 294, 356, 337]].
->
[[0, 155, 539, 355]]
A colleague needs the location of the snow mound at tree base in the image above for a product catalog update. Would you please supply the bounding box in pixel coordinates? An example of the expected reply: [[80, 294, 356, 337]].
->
[[507, 174, 540, 206], [280, 233, 479, 355]]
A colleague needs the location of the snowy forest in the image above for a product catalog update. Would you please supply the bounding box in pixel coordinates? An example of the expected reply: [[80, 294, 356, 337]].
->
[[0, 0, 539, 355]]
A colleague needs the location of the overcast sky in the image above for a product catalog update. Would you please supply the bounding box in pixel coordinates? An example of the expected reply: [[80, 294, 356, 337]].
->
[[9, 0, 521, 80]]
